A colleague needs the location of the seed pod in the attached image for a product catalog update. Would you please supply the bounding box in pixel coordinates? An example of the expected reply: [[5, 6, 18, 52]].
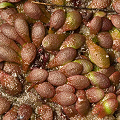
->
[[47, 71, 66, 86], [26, 68, 48, 83], [47, 47, 77, 68], [0, 45, 20, 64], [52, 0, 65, 5], [36, 105, 53, 120], [1, 23, 25, 46], [86, 39, 110, 68], [109, 71, 120, 84], [56, 84, 75, 94], [111, 14, 120, 29], [58, 10, 82, 32], [59, 62, 83, 77], [1, 8, 17, 22], [98, 66, 115, 77], [97, 32, 113, 48], [0, 70, 22, 96], [50, 9, 65, 30], [90, 0, 111, 8], [23, 1, 42, 20], [42, 34, 65, 51], [87, 16, 102, 34], [3, 106, 18, 120], [112, 0, 120, 13], [63, 105, 78, 118], [14, 17, 30, 43], [0, 97, 11, 115], [35, 82, 55, 98], [52, 92, 77, 106], [101, 17, 113, 31], [32, 22, 45, 48], [87, 71, 110, 89], [18, 104, 33, 120], [60, 33, 86, 50], [74, 59, 93, 74], [0, 32, 20, 53], [3, 62, 21, 75], [67, 75, 90, 90], [75, 96, 90, 116], [86, 87, 105, 103], [21, 43, 36, 72]]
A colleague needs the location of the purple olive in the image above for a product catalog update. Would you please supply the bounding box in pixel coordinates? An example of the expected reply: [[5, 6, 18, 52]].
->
[[56, 84, 75, 94], [111, 14, 120, 29], [32, 22, 45, 48], [0, 97, 11, 115], [23, 1, 42, 20], [52, 92, 77, 106], [50, 9, 65, 30], [18, 104, 33, 120], [36, 104, 53, 120], [67, 75, 90, 90], [97, 32, 113, 48], [47, 71, 67, 86], [35, 82, 55, 98], [48, 47, 77, 68], [86, 87, 105, 103], [26, 68, 48, 83], [59, 62, 83, 77]]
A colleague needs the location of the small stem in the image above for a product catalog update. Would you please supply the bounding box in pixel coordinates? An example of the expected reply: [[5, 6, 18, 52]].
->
[[32, 1, 116, 13]]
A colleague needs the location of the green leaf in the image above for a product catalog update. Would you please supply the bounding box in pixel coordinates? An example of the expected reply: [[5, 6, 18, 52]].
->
[[0, 2, 14, 9]]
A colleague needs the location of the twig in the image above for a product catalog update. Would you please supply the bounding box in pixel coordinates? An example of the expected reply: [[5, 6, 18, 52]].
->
[[32, 1, 116, 13]]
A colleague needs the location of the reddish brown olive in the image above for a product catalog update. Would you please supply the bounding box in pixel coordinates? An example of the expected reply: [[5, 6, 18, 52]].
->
[[18, 104, 33, 120], [59, 62, 83, 77], [3, 106, 18, 120], [86, 87, 105, 103], [35, 82, 55, 98], [52, 92, 77, 106], [23, 1, 42, 20], [0, 97, 11, 115], [36, 104, 53, 120], [101, 17, 113, 31], [50, 9, 65, 30], [48, 47, 77, 68], [26, 68, 48, 83], [47, 71, 67, 86], [112, 0, 120, 13], [32, 22, 45, 48], [75, 96, 90, 116], [111, 14, 120, 29], [56, 84, 75, 94], [109, 71, 120, 84], [97, 32, 113, 48], [87, 16, 102, 34], [63, 105, 78, 118], [67, 75, 90, 90], [87, 71, 110, 89]]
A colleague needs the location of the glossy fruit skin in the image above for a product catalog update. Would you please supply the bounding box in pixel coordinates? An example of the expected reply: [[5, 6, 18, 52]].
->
[[50, 9, 65, 30], [86, 39, 110, 68]]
